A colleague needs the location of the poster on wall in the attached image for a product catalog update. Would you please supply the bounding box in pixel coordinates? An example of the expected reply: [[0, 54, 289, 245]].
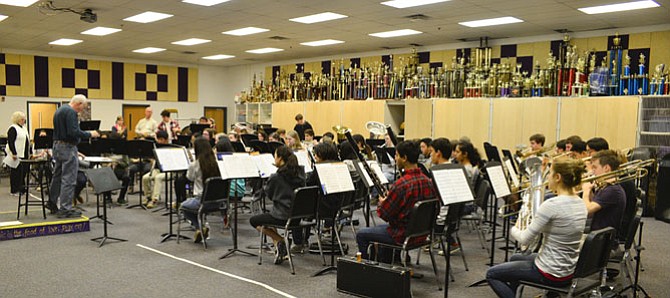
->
[[62, 101, 91, 121]]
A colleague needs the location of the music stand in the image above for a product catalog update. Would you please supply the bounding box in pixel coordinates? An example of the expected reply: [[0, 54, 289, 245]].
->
[[176, 135, 192, 147], [125, 140, 155, 210], [154, 146, 191, 243], [33, 128, 53, 150], [374, 148, 395, 165], [95, 138, 127, 155], [501, 149, 519, 175], [366, 139, 385, 149], [248, 140, 270, 154], [483, 142, 501, 162], [79, 120, 101, 131], [77, 140, 98, 157], [231, 141, 246, 153], [189, 124, 210, 135], [240, 134, 258, 145], [267, 141, 284, 154], [263, 127, 278, 135], [430, 163, 475, 296], [86, 167, 127, 247], [483, 161, 510, 265]]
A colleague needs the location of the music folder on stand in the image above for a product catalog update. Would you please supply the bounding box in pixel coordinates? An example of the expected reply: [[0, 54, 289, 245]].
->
[[86, 167, 127, 247], [125, 140, 155, 210], [153, 146, 191, 243]]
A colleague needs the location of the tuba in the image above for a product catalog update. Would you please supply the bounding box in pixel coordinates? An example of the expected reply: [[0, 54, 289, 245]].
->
[[515, 157, 545, 254], [365, 121, 387, 137], [332, 125, 349, 142]]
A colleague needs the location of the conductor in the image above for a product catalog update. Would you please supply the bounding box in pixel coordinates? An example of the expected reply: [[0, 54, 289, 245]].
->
[[48, 94, 100, 218]]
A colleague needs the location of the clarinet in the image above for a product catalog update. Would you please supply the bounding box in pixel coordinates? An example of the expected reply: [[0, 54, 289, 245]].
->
[[345, 131, 388, 196]]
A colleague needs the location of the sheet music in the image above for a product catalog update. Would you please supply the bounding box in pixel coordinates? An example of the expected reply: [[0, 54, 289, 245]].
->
[[83, 156, 114, 163], [432, 168, 474, 205], [315, 163, 355, 195], [367, 161, 389, 184], [357, 162, 374, 188], [488, 165, 511, 198], [218, 154, 260, 179], [154, 147, 190, 172], [252, 154, 277, 178], [504, 159, 520, 188], [294, 150, 313, 173]]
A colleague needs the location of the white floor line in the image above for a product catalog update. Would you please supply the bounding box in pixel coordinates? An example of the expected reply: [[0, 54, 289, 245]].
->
[[136, 244, 296, 298]]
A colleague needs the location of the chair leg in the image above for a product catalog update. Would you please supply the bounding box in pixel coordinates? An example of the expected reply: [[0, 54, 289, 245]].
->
[[177, 208, 182, 244], [314, 226, 326, 266], [427, 245, 442, 291], [334, 220, 346, 256], [285, 234, 295, 275], [456, 233, 469, 271], [258, 227, 264, 265], [200, 212, 208, 250]]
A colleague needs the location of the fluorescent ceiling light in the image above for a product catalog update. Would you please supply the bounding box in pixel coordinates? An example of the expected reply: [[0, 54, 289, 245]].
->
[[381, 0, 450, 9], [222, 27, 269, 36], [203, 54, 235, 60], [49, 38, 82, 46], [123, 11, 173, 23], [458, 16, 523, 28], [0, 15, 8, 22], [369, 29, 422, 38], [133, 47, 166, 54], [0, 0, 39, 7], [182, 0, 231, 6], [300, 39, 345, 47], [289, 12, 348, 24], [246, 48, 284, 54], [171, 38, 211, 46], [578, 0, 659, 14], [81, 27, 122, 36]]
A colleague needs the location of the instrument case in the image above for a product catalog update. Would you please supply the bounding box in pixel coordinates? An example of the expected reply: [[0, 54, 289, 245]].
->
[[336, 257, 411, 298]]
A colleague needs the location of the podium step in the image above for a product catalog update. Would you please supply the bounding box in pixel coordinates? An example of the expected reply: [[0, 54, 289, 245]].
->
[[0, 216, 90, 241]]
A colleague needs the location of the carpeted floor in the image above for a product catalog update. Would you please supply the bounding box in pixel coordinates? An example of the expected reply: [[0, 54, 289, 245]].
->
[[1, 182, 668, 298]]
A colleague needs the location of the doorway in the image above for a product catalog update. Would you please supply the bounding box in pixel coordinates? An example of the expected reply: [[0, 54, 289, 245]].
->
[[123, 104, 149, 140], [204, 106, 227, 133], [27, 102, 60, 138]]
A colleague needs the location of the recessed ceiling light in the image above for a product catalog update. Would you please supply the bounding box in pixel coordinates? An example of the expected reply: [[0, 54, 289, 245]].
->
[[203, 54, 235, 60], [182, 0, 231, 6], [171, 38, 211, 46], [246, 48, 284, 54], [289, 12, 348, 24], [81, 27, 122, 36], [133, 47, 166, 54], [368, 29, 422, 38], [49, 38, 82, 46], [578, 0, 659, 14], [380, 0, 450, 9], [458, 16, 523, 28], [0, 15, 8, 22], [123, 11, 173, 23], [222, 27, 270, 36], [300, 39, 345, 47], [0, 0, 38, 7]]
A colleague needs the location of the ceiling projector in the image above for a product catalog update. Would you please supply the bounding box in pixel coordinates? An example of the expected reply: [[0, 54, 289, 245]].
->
[[80, 9, 97, 23]]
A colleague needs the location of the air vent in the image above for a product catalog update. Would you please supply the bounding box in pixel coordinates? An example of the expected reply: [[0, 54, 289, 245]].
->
[[405, 14, 430, 21], [181, 51, 197, 55], [269, 36, 289, 41], [381, 46, 399, 50], [409, 43, 423, 47], [554, 29, 573, 33]]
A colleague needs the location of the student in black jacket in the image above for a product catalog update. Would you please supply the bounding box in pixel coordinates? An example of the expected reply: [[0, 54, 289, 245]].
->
[[250, 146, 305, 264]]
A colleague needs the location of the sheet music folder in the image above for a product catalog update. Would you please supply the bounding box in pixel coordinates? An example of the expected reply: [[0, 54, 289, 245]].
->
[[485, 161, 511, 199], [375, 147, 395, 165], [217, 154, 260, 179], [315, 162, 355, 195], [430, 164, 474, 206], [154, 147, 190, 172]]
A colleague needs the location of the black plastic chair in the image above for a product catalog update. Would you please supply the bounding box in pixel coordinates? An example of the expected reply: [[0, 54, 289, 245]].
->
[[370, 198, 442, 291], [515, 227, 616, 298], [258, 186, 325, 274], [609, 215, 642, 287], [177, 177, 230, 249]]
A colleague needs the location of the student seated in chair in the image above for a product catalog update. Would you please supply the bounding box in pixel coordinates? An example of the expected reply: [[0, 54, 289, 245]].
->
[[356, 140, 437, 263], [486, 158, 588, 298], [141, 130, 169, 208], [249, 146, 305, 264], [180, 137, 222, 243]]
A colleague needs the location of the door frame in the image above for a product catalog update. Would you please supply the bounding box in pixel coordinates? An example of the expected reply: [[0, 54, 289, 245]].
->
[[203, 106, 227, 133], [26, 101, 61, 136], [122, 104, 150, 140]]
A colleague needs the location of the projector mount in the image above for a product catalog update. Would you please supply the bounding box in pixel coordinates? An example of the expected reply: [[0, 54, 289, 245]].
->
[[38, 1, 97, 23]]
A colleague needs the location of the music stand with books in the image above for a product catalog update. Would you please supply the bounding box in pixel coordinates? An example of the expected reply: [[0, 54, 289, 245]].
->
[[267, 141, 284, 155], [218, 154, 260, 259], [188, 124, 210, 135], [312, 162, 355, 277], [154, 146, 191, 243], [33, 128, 53, 150], [231, 141, 246, 153], [248, 140, 270, 154], [86, 167, 127, 247], [79, 120, 101, 131], [483, 161, 511, 266], [430, 163, 475, 294], [125, 140, 155, 210]]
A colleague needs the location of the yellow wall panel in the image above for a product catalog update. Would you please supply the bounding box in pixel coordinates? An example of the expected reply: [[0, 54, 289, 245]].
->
[[5, 53, 20, 64], [305, 101, 341, 136], [433, 99, 461, 138], [533, 42, 551, 68], [271, 102, 305, 131], [61, 58, 74, 69], [517, 43, 533, 57], [492, 99, 524, 150], [48, 58, 63, 98], [559, 97, 597, 140], [75, 69, 87, 89], [572, 38, 588, 53], [0, 65, 5, 85], [587, 36, 608, 52], [522, 98, 558, 145], [124, 63, 140, 100], [147, 73, 157, 92], [341, 100, 385, 136], [19, 54, 35, 97], [99, 61, 112, 99], [491, 46, 501, 59], [404, 99, 433, 140], [461, 99, 491, 150], [265, 66, 273, 82], [188, 67, 198, 102], [650, 31, 670, 69], [629, 32, 651, 49], [594, 96, 639, 149]]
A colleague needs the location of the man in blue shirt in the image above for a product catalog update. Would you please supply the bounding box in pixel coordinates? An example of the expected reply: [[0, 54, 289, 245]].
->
[[48, 94, 100, 218]]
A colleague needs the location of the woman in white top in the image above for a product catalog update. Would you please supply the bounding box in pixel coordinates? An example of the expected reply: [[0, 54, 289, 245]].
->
[[5, 112, 31, 195], [486, 157, 588, 298]]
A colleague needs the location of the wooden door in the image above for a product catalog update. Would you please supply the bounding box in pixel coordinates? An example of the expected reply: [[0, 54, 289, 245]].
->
[[123, 105, 149, 140], [27, 102, 59, 138], [204, 107, 226, 133]]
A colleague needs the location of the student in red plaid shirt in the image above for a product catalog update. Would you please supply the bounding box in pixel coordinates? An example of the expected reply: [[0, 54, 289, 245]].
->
[[356, 140, 437, 263]]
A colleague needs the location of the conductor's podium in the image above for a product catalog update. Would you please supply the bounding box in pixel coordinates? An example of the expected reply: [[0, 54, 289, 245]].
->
[[0, 215, 90, 241]]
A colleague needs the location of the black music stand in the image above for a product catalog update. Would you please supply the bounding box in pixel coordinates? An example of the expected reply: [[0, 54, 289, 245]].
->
[[483, 142, 501, 162], [231, 141, 246, 153], [240, 134, 258, 145], [366, 139, 385, 148], [154, 146, 191, 243], [268, 141, 284, 154], [249, 140, 270, 153], [87, 167, 127, 247], [95, 138, 127, 155], [125, 140, 155, 210], [501, 149, 519, 175], [176, 135, 192, 147], [33, 128, 53, 150], [189, 124, 210, 135], [79, 120, 101, 131], [263, 127, 278, 136], [430, 163, 476, 297]]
